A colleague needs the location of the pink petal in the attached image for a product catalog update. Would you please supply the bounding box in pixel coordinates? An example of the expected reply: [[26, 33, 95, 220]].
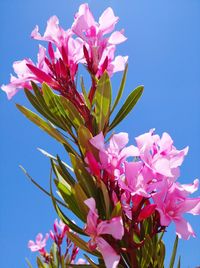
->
[[31, 25, 41, 39], [180, 179, 199, 194], [96, 237, 120, 268], [36, 233, 43, 243], [180, 198, 200, 215], [90, 132, 105, 151], [72, 3, 95, 39], [108, 31, 127, 45], [153, 157, 173, 177], [97, 216, 124, 240], [125, 161, 143, 186], [99, 7, 119, 35], [84, 198, 98, 216], [1, 84, 19, 100], [110, 56, 128, 74], [159, 132, 173, 152], [174, 217, 195, 240], [110, 132, 129, 151]]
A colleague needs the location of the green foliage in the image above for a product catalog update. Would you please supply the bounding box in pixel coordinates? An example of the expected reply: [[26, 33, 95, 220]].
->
[[92, 72, 111, 133], [109, 85, 144, 131], [169, 236, 179, 268], [110, 64, 128, 114]]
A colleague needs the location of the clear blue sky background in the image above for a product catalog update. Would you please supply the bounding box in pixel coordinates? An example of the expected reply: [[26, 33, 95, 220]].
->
[[0, 0, 200, 267]]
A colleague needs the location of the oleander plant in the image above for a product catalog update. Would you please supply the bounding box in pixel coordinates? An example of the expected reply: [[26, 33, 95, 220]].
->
[[2, 3, 200, 268]]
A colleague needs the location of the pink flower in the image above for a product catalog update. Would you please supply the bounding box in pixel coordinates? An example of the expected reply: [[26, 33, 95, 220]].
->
[[2, 18, 83, 100], [28, 233, 49, 252], [132, 129, 188, 181], [31, 16, 83, 64], [1, 46, 58, 99], [50, 218, 69, 245], [119, 161, 150, 197], [152, 181, 200, 239], [90, 132, 136, 179], [72, 3, 127, 77], [84, 198, 124, 268]]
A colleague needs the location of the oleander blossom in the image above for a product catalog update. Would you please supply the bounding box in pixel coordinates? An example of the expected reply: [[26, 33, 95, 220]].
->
[[88, 129, 200, 240], [84, 197, 124, 268], [1, 3, 127, 100], [72, 3, 128, 77], [152, 180, 200, 239], [28, 233, 49, 253], [89, 132, 137, 179], [50, 218, 69, 245]]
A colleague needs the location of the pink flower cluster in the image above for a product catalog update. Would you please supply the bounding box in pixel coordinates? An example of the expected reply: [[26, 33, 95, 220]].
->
[[84, 198, 124, 268], [1, 3, 127, 100], [28, 219, 82, 265], [86, 129, 200, 244]]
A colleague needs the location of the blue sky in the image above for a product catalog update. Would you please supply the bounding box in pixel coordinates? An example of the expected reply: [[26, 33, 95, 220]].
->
[[0, 0, 200, 267]]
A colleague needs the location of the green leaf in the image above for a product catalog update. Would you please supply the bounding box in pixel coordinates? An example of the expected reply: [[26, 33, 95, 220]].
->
[[111, 201, 122, 218], [77, 125, 99, 158], [99, 180, 111, 219], [50, 243, 59, 267], [27, 83, 72, 133], [70, 154, 97, 198], [55, 156, 76, 186], [25, 258, 33, 268], [49, 168, 86, 235], [84, 254, 100, 268], [37, 257, 47, 268], [169, 235, 179, 268], [60, 95, 85, 130], [93, 72, 111, 132], [109, 85, 144, 131], [81, 77, 91, 110], [177, 256, 181, 268], [67, 232, 100, 257], [110, 64, 128, 114], [38, 148, 73, 172], [55, 180, 84, 221], [42, 83, 73, 132], [19, 165, 67, 208], [16, 104, 69, 145], [74, 183, 89, 220]]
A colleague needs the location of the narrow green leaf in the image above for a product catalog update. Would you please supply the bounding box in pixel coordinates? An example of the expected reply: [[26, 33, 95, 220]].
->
[[100, 180, 111, 219], [56, 156, 76, 186], [169, 235, 179, 268], [177, 256, 181, 268], [84, 254, 100, 268], [60, 96, 85, 130], [109, 85, 144, 131], [111, 201, 122, 218], [93, 72, 111, 132], [37, 148, 73, 172], [49, 167, 86, 235], [67, 232, 100, 257], [37, 257, 47, 268], [81, 77, 91, 110], [25, 258, 33, 268], [55, 180, 84, 221], [16, 104, 69, 145], [74, 183, 89, 220], [24, 88, 49, 120], [19, 165, 67, 208], [110, 64, 128, 114], [42, 83, 73, 132], [77, 125, 99, 158], [70, 154, 97, 198], [50, 243, 59, 267], [28, 83, 72, 133]]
